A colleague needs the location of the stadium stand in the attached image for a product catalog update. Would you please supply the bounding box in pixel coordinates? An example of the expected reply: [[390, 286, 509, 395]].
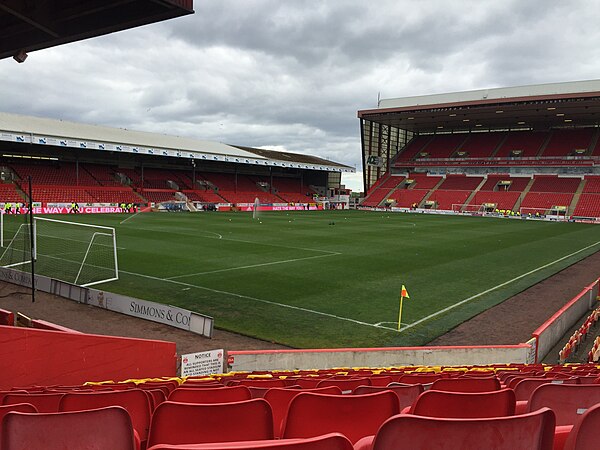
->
[[457, 132, 505, 158], [437, 174, 484, 191], [418, 134, 467, 159], [542, 129, 595, 157], [427, 190, 471, 210], [5, 363, 600, 448], [528, 176, 581, 193], [494, 131, 549, 157]]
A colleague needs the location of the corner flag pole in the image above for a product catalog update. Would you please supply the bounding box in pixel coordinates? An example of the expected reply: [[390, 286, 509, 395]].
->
[[398, 284, 410, 331]]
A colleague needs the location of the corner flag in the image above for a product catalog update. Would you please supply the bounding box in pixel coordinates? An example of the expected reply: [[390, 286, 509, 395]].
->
[[401, 285, 409, 299], [398, 285, 410, 331]]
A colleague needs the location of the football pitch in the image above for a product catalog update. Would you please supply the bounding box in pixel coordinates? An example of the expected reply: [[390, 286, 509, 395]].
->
[[4, 211, 600, 348]]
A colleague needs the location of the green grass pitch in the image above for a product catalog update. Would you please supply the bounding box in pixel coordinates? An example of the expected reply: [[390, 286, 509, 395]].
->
[[3, 211, 599, 348]]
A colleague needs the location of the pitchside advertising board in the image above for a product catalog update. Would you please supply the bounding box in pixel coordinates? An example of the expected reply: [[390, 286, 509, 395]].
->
[[0, 202, 135, 215], [181, 349, 224, 377], [87, 289, 214, 338]]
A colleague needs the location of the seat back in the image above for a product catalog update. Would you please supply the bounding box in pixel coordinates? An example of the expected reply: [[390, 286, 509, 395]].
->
[[0, 404, 37, 424], [147, 399, 273, 447], [527, 384, 600, 426], [2, 393, 64, 412], [410, 388, 516, 418], [514, 378, 578, 402], [264, 387, 341, 437], [430, 377, 500, 392], [1, 406, 136, 450], [168, 386, 252, 404], [563, 403, 600, 450], [352, 384, 423, 410], [236, 379, 288, 388], [282, 391, 399, 444], [316, 378, 371, 392], [145, 432, 353, 450], [59, 389, 151, 443], [372, 408, 556, 450]]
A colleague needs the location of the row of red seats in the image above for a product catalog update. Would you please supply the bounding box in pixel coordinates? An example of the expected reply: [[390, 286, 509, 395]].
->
[[396, 128, 600, 161], [4, 373, 600, 449]]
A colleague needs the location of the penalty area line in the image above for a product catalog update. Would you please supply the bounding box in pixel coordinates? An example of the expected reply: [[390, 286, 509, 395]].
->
[[119, 268, 384, 331], [399, 239, 600, 333]]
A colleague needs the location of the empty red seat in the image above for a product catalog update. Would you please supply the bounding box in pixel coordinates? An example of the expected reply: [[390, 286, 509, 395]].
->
[[352, 384, 423, 411], [0, 403, 37, 424], [563, 403, 600, 450], [282, 391, 399, 444], [408, 389, 516, 418], [234, 379, 288, 388], [146, 432, 353, 450], [316, 377, 371, 392], [59, 389, 151, 447], [527, 384, 600, 450], [3, 392, 64, 413], [1, 406, 136, 450], [147, 399, 273, 447], [527, 384, 600, 426], [168, 386, 252, 404], [367, 408, 555, 450], [513, 378, 578, 402], [430, 377, 501, 392], [264, 387, 342, 437]]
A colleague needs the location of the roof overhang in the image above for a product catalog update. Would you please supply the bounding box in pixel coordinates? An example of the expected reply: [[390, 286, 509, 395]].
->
[[0, 112, 354, 173], [0, 0, 194, 61], [358, 80, 600, 134]]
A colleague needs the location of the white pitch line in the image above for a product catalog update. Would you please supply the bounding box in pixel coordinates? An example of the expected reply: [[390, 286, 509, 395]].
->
[[398, 239, 600, 333], [119, 267, 384, 331], [123, 224, 338, 255], [166, 252, 341, 279]]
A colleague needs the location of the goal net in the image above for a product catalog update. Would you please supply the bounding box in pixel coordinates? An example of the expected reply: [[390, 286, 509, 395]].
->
[[452, 203, 486, 214], [0, 215, 118, 287]]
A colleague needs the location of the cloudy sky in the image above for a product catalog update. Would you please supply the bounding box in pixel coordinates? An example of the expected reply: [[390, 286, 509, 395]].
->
[[1, 0, 599, 192]]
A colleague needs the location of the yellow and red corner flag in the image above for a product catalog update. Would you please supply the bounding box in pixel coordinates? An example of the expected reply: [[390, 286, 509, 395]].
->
[[398, 285, 410, 331], [401, 285, 410, 299]]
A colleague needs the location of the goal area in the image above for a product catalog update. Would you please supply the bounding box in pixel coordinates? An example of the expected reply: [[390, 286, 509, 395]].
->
[[0, 215, 118, 287]]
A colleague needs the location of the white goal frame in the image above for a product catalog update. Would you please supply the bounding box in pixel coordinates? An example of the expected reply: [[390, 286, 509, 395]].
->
[[1, 215, 119, 287], [33, 217, 119, 287]]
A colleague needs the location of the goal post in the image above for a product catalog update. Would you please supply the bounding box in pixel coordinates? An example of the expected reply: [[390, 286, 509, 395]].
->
[[452, 203, 486, 214], [1, 216, 119, 287]]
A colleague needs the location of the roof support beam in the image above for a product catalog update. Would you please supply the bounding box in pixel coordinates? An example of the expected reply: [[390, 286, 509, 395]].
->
[[0, 0, 60, 38]]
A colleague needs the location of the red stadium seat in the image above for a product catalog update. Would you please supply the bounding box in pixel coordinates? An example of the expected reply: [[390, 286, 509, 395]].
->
[[2, 392, 64, 413], [234, 379, 288, 388], [147, 399, 274, 447], [352, 384, 423, 411], [367, 408, 555, 450], [408, 388, 516, 418], [1, 406, 136, 450], [430, 377, 501, 392], [281, 391, 399, 444], [264, 386, 342, 437], [563, 403, 600, 450], [0, 403, 37, 424], [513, 378, 578, 402], [145, 432, 353, 450], [526, 384, 600, 426], [168, 386, 252, 404], [316, 377, 371, 392], [526, 384, 600, 450], [59, 389, 152, 447]]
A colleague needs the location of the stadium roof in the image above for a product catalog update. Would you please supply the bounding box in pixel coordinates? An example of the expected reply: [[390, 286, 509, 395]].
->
[[358, 79, 600, 134], [0, 112, 354, 173], [0, 0, 193, 61]]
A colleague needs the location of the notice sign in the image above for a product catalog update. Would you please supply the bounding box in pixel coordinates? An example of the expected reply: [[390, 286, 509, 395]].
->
[[181, 349, 224, 377]]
